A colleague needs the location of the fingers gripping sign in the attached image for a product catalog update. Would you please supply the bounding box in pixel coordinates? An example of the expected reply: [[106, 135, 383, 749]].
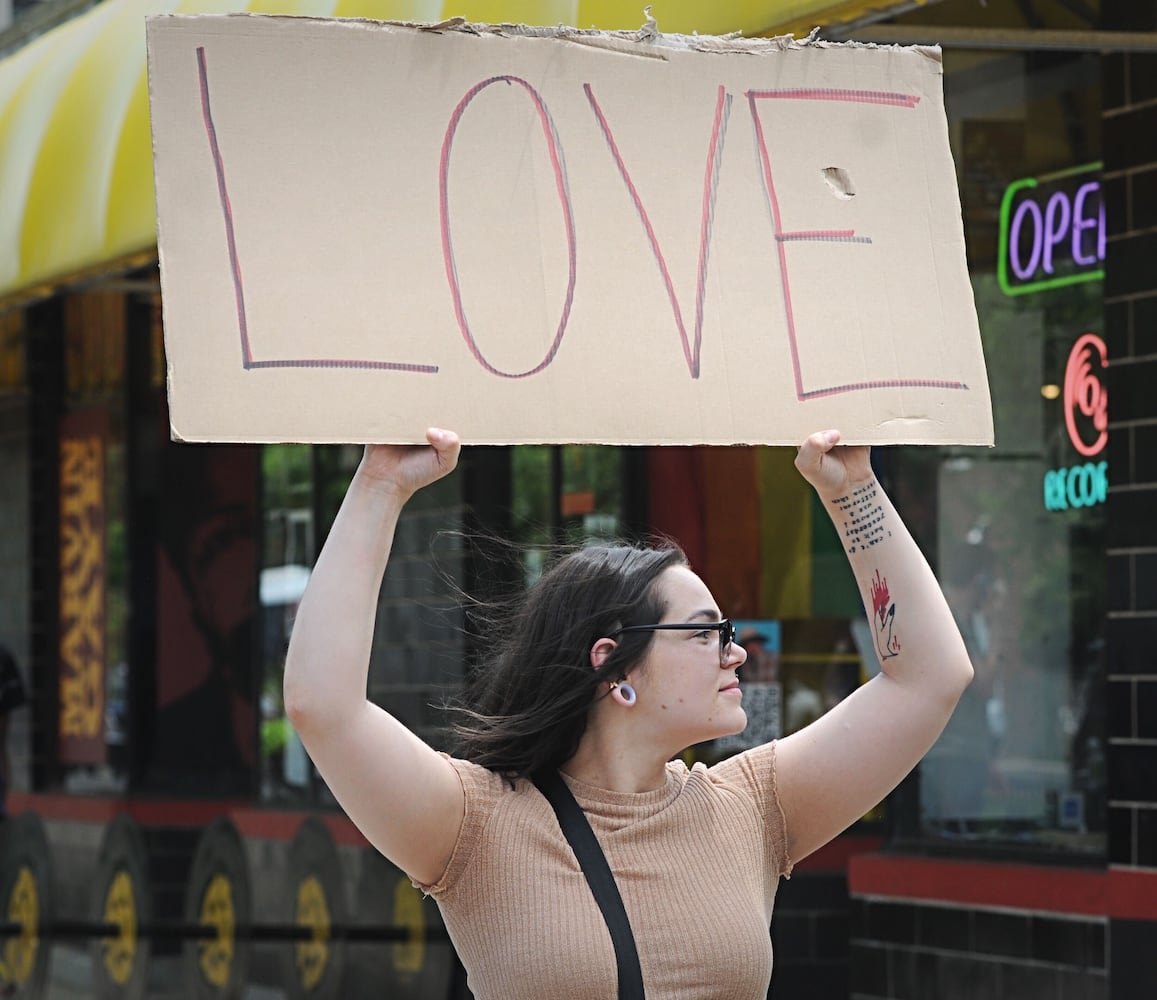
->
[[794, 429, 872, 496], [359, 428, 462, 501]]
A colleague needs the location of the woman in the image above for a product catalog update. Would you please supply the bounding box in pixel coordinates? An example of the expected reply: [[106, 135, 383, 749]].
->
[[284, 428, 973, 998]]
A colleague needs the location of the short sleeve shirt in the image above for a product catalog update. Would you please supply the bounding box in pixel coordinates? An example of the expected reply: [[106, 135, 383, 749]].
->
[[415, 742, 793, 1000]]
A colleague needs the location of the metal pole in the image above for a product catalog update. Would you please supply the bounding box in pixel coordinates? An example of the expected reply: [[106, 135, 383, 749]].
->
[[0, 920, 451, 943]]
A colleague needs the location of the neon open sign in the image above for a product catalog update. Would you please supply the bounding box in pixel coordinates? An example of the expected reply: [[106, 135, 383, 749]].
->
[[998, 163, 1104, 297]]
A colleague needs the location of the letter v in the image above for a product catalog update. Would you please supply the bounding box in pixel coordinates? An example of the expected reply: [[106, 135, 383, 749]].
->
[[584, 84, 731, 379]]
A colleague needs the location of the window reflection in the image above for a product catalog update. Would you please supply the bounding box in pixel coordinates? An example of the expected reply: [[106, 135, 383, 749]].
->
[[512, 446, 626, 586], [260, 444, 315, 802], [894, 45, 1106, 854]]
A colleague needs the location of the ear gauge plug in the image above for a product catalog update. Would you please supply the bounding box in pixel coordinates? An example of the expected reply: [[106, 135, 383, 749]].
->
[[610, 681, 637, 706]]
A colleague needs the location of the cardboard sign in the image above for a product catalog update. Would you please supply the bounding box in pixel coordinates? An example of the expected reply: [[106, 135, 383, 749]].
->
[[146, 15, 993, 446]]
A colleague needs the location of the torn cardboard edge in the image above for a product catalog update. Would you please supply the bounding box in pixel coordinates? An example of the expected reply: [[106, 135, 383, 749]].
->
[[150, 11, 943, 64]]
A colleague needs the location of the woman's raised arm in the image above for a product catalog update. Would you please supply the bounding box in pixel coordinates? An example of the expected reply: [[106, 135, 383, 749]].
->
[[774, 430, 974, 864], [283, 428, 465, 885]]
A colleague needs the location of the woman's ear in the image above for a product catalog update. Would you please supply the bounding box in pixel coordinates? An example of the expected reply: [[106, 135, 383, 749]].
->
[[589, 637, 617, 670]]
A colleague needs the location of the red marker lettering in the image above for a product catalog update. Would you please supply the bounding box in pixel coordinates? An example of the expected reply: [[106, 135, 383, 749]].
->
[[585, 84, 731, 378], [746, 88, 965, 400], [439, 76, 577, 379]]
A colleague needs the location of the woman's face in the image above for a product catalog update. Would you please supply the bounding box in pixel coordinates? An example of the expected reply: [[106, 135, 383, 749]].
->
[[628, 565, 748, 750]]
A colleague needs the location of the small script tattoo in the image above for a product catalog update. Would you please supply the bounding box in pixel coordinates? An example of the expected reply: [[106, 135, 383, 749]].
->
[[870, 569, 901, 660], [830, 480, 892, 555]]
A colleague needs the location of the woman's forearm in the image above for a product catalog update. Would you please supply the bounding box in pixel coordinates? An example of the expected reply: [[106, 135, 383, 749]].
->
[[819, 475, 973, 698]]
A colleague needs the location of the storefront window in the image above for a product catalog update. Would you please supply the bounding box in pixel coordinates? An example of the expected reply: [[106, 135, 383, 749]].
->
[[0, 310, 25, 391], [889, 46, 1106, 855], [512, 446, 628, 585], [259, 442, 466, 804], [260, 444, 316, 801]]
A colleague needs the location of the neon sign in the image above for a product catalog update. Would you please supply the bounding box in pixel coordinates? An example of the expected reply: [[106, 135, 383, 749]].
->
[[1044, 333, 1108, 512], [999, 163, 1104, 297], [1063, 333, 1108, 457]]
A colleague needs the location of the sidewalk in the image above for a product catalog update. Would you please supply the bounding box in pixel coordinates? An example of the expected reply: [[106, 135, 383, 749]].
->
[[44, 947, 287, 1000]]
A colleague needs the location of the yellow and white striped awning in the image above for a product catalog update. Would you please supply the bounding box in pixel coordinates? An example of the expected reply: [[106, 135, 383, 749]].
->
[[0, 0, 940, 305]]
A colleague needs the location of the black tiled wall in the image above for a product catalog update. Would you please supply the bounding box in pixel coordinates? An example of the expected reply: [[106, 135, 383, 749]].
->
[[849, 900, 1107, 1000], [1102, 1, 1157, 878], [1102, 8, 1157, 997], [770, 871, 853, 999]]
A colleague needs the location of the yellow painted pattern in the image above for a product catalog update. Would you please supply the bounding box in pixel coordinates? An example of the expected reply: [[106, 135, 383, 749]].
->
[[392, 877, 425, 974], [197, 873, 235, 988], [59, 434, 105, 744], [101, 869, 138, 986], [0, 0, 926, 303], [293, 875, 331, 990], [3, 866, 39, 985]]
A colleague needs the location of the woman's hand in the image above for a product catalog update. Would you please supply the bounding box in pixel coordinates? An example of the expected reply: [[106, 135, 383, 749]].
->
[[358, 428, 462, 503], [794, 429, 872, 496]]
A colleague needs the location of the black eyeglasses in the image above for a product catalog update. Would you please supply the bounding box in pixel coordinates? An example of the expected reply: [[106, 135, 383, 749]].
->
[[610, 619, 737, 664]]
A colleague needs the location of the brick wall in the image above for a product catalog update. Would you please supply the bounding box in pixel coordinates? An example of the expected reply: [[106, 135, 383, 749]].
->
[[1101, 3, 1157, 996]]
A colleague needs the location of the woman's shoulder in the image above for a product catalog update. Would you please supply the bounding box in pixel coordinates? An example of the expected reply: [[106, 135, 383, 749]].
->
[[697, 741, 784, 809], [441, 753, 527, 799], [413, 754, 535, 896], [701, 742, 793, 876]]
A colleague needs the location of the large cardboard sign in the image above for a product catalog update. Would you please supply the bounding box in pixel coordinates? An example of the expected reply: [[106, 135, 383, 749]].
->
[[146, 15, 992, 446]]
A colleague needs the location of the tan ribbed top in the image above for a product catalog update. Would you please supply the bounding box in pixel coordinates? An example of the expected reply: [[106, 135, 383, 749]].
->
[[415, 742, 792, 999]]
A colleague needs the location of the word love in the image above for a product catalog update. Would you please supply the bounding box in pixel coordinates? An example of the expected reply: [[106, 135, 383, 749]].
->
[[149, 16, 993, 444], [197, 57, 964, 400]]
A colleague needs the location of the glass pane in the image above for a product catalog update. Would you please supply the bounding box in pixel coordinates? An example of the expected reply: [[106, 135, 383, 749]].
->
[[0, 310, 25, 393], [895, 47, 1105, 855], [560, 446, 623, 543], [512, 445, 553, 585], [510, 446, 627, 585], [260, 444, 315, 802]]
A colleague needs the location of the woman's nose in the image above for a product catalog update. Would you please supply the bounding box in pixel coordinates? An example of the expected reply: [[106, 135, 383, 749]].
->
[[725, 641, 747, 668]]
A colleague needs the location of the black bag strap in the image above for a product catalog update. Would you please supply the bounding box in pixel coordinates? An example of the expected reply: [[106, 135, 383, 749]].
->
[[532, 770, 645, 1000]]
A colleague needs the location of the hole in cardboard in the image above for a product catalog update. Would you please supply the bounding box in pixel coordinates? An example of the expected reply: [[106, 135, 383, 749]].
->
[[822, 167, 855, 200]]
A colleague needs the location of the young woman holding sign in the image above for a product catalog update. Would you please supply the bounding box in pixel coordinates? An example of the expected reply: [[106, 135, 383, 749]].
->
[[283, 428, 973, 999]]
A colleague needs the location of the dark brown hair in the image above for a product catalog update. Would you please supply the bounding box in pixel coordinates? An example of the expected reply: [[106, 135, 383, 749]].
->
[[451, 542, 687, 780]]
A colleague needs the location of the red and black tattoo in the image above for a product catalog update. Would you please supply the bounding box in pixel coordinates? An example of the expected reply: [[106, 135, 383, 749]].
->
[[870, 569, 901, 659]]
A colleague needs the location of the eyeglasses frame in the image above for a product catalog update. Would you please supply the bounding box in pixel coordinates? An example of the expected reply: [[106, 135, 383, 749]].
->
[[608, 619, 737, 665]]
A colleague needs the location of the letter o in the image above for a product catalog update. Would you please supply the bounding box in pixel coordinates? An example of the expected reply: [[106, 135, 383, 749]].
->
[[439, 76, 577, 379], [1066, 463, 1096, 508], [1009, 199, 1043, 280]]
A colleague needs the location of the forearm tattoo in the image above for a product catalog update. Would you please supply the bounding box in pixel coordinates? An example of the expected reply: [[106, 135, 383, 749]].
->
[[870, 569, 901, 659], [830, 482, 900, 660], [829, 480, 891, 555]]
